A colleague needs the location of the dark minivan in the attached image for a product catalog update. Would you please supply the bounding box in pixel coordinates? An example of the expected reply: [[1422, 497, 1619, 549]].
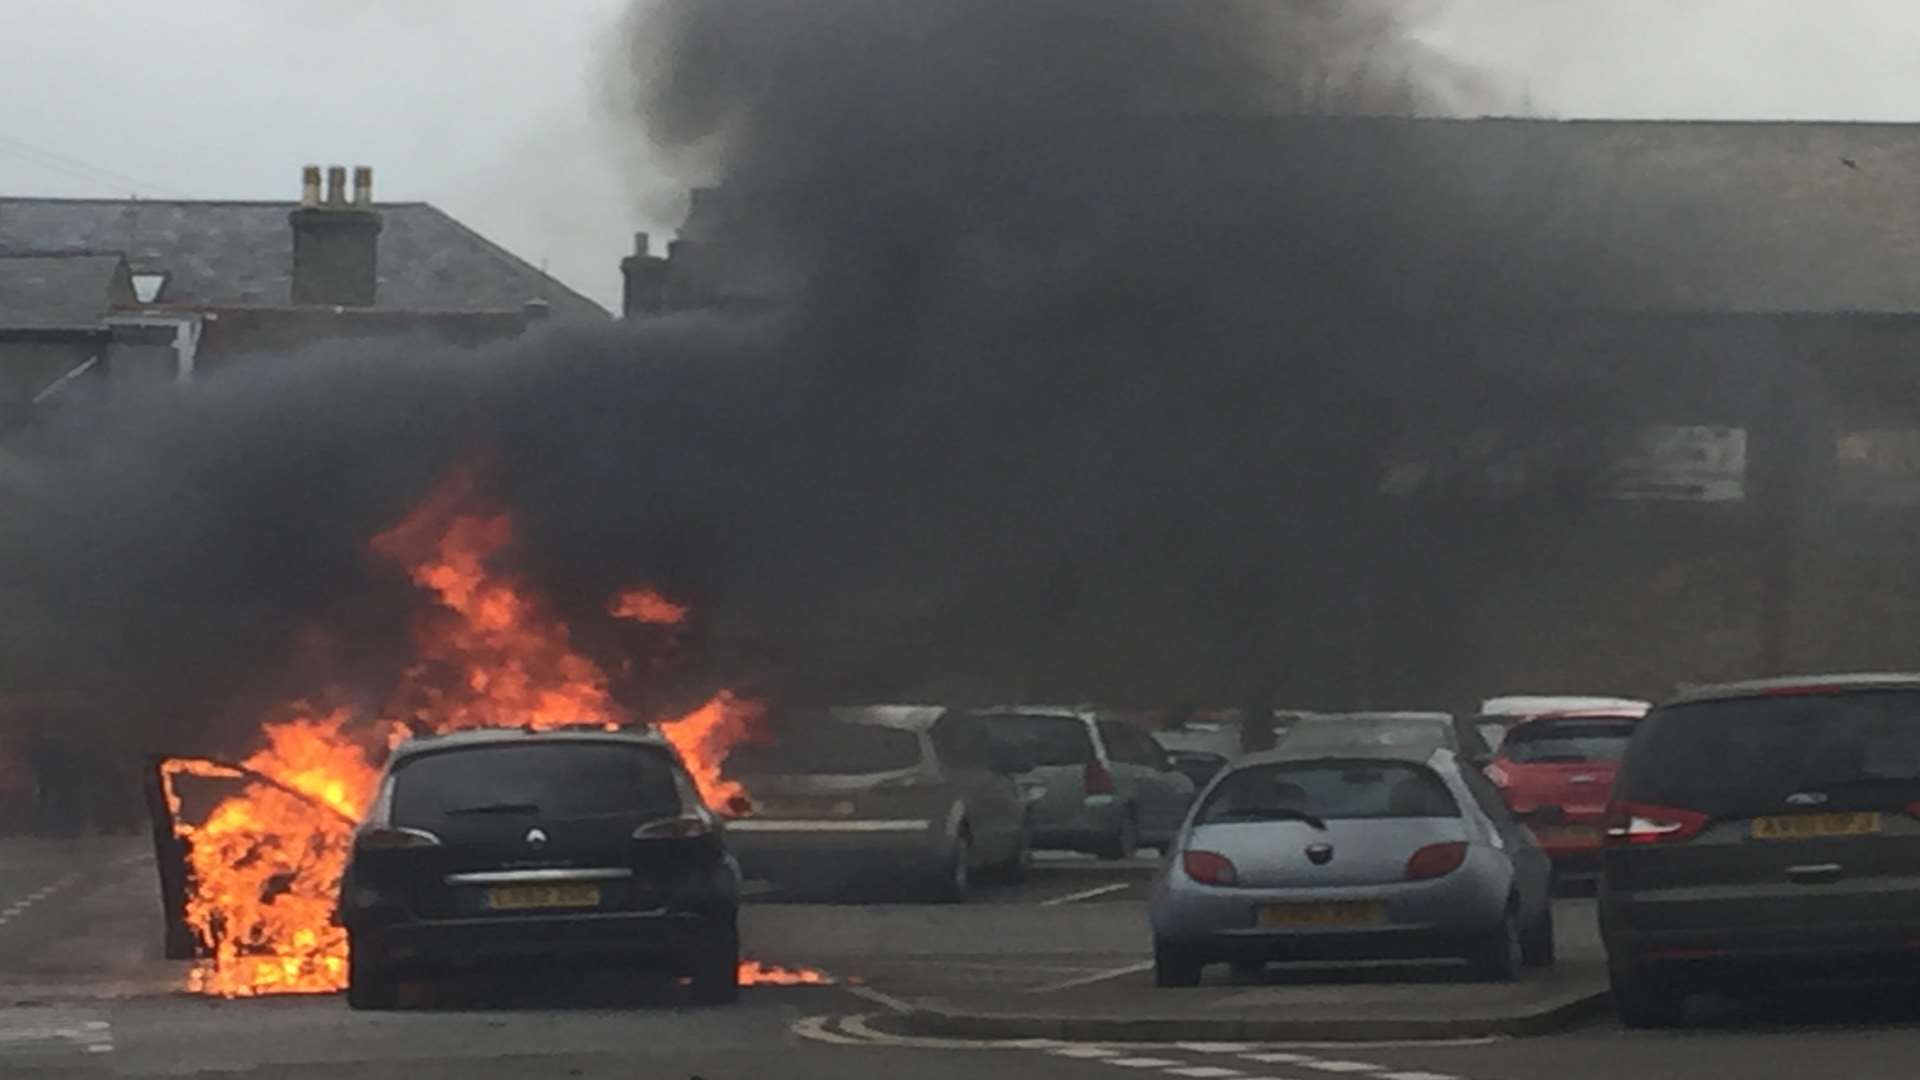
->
[[338, 727, 741, 1009], [1601, 675, 1920, 1027]]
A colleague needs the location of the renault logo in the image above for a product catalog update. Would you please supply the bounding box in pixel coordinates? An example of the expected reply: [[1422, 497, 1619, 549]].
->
[[525, 827, 549, 849]]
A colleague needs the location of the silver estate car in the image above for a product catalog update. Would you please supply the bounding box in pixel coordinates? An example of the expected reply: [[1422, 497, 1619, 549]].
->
[[1149, 736, 1554, 986], [974, 708, 1196, 859], [724, 706, 1030, 901]]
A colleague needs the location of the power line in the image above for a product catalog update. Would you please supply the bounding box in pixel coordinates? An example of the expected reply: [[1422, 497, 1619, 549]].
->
[[0, 134, 195, 198]]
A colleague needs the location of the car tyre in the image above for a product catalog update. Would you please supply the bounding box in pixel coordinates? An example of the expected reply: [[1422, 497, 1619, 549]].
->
[[1611, 965, 1685, 1029], [929, 832, 973, 903], [345, 930, 399, 1011], [1466, 905, 1522, 983], [1154, 938, 1205, 988], [688, 926, 741, 1006], [1096, 809, 1139, 861], [1520, 901, 1556, 968]]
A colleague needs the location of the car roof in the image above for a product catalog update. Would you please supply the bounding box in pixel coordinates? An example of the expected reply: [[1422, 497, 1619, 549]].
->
[[1276, 717, 1453, 760], [1309, 711, 1453, 723], [388, 725, 672, 764], [1479, 694, 1651, 717], [826, 705, 947, 731], [974, 705, 1097, 724], [1234, 739, 1458, 772], [1665, 673, 1920, 706]]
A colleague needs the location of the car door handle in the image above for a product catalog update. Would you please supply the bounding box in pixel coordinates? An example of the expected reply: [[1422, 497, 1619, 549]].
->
[[1787, 863, 1844, 884]]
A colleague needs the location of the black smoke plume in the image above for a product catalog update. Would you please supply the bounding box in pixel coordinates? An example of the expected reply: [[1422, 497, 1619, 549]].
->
[[0, 1, 1707, 773]]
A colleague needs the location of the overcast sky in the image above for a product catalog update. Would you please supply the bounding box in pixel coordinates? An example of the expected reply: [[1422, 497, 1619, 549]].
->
[[4, 0, 1919, 311]]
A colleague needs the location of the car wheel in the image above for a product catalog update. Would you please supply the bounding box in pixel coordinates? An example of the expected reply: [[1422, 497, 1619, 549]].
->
[[688, 926, 741, 1006], [1465, 905, 1522, 983], [1520, 901, 1556, 968], [1096, 809, 1139, 861], [1612, 964, 1686, 1029], [1154, 938, 1205, 988], [929, 831, 973, 902], [345, 930, 399, 1011]]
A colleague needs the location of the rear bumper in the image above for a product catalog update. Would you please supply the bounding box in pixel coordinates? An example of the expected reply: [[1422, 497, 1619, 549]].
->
[[1602, 895, 1920, 986], [1150, 866, 1509, 956], [1030, 800, 1126, 851], [360, 910, 727, 971], [726, 819, 948, 882]]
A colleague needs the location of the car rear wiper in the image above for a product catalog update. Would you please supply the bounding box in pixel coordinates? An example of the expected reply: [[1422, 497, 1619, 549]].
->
[[444, 801, 542, 816], [1214, 807, 1329, 830]]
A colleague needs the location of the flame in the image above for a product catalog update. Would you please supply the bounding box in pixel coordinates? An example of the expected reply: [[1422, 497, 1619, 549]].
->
[[164, 472, 767, 998], [609, 588, 689, 625], [739, 960, 833, 986]]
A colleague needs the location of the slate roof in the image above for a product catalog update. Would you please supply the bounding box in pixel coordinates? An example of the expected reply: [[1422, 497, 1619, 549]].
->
[[0, 253, 126, 330], [0, 198, 607, 319]]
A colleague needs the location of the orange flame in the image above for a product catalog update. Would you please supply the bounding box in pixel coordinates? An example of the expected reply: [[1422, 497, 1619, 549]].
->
[[165, 473, 768, 998], [739, 960, 833, 986], [609, 588, 690, 625]]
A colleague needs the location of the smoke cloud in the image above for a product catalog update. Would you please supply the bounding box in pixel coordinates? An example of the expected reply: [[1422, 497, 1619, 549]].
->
[[1, 1, 1712, 771]]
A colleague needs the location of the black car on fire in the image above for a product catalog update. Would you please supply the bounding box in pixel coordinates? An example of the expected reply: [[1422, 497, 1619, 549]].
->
[[337, 726, 741, 1009]]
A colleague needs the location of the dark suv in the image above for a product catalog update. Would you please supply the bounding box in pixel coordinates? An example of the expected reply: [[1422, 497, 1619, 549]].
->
[[1601, 675, 1920, 1027], [339, 727, 741, 1009]]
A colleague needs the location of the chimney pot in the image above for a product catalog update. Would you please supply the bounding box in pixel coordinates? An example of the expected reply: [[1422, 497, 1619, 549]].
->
[[633, 232, 650, 257], [325, 166, 347, 207], [352, 166, 373, 207], [300, 165, 322, 208]]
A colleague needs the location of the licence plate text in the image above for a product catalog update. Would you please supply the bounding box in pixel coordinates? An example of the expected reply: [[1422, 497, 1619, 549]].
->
[[1257, 901, 1384, 928], [1750, 812, 1881, 840], [487, 884, 601, 910]]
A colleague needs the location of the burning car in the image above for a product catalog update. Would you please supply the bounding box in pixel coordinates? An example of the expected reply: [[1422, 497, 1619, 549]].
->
[[337, 725, 742, 1008]]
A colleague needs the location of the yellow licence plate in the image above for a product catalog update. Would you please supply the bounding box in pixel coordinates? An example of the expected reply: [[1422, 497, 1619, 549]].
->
[[1257, 901, 1385, 928], [1750, 812, 1881, 840], [487, 884, 601, 911]]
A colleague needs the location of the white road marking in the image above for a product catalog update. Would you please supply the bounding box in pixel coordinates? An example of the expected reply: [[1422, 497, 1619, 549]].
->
[[1164, 1067, 1244, 1078], [1177, 1043, 1257, 1053], [791, 1015, 872, 1046], [1052, 1046, 1123, 1059], [1039, 882, 1132, 906], [1241, 1052, 1317, 1064], [1379, 1074, 1460, 1080], [1301, 1062, 1383, 1073], [844, 984, 914, 1014], [1026, 960, 1155, 994], [1104, 1058, 1184, 1068]]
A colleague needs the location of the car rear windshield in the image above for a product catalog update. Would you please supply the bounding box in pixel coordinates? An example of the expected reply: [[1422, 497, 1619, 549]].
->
[[1281, 718, 1450, 755], [1195, 761, 1460, 824], [1502, 718, 1637, 764], [391, 742, 681, 826], [1620, 690, 1920, 815], [976, 713, 1095, 767], [724, 715, 924, 775]]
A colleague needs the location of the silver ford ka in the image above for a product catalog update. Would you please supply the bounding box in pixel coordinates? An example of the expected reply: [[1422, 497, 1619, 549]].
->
[[1148, 735, 1555, 986]]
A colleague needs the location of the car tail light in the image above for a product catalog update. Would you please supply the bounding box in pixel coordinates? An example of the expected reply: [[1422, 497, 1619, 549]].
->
[[1084, 760, 1117, 796], [1404, 841, 1468, 881], [1182, 850, 1237, 886], [633, 814, 714, 840], [354, 826, 441, 851], [1603, 801, 1709, 845]]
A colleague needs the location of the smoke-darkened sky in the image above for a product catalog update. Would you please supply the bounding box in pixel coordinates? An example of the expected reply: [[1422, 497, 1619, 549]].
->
[[3, 0, 1918, 310]]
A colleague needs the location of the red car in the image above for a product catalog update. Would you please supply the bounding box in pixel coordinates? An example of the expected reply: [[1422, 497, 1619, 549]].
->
[[1484, 711, 1643, 873]]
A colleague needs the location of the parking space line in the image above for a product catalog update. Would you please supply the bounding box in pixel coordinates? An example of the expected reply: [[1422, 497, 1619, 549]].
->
[[1103, 1058, 1184, 1068], [1300, 1062, 1383, 1073], [1039, 883, 1132, 906], [1378, 1073, 1460, 1080], [1026, 961, 1154, 993], [1165, 1067, 1245, 1078], [843, 984, 914, 1014], [1177, 1043, 1256, 1053], [1052, 1046, 1123, 1058]]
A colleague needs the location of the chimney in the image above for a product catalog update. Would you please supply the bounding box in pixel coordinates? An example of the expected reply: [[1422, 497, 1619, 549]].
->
[[289, 163, 382, 306], [619, 231, 669, 317]]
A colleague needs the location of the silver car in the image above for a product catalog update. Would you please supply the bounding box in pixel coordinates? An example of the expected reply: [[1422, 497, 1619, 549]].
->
[[1148, 736, 1554, 986], [725, 706, 1030, 901], [974, 708, 1196, 859]]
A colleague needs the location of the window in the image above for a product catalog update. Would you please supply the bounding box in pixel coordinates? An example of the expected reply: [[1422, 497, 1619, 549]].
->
[[1195, 760, 1459, 824], [725, 714, 924, 775], [1501, 718, 1637, 764], [977, 713, 1095, 766], [931, 714, 992, 770], [390, 742, 680, 826], [131, 271, 168, 303]]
